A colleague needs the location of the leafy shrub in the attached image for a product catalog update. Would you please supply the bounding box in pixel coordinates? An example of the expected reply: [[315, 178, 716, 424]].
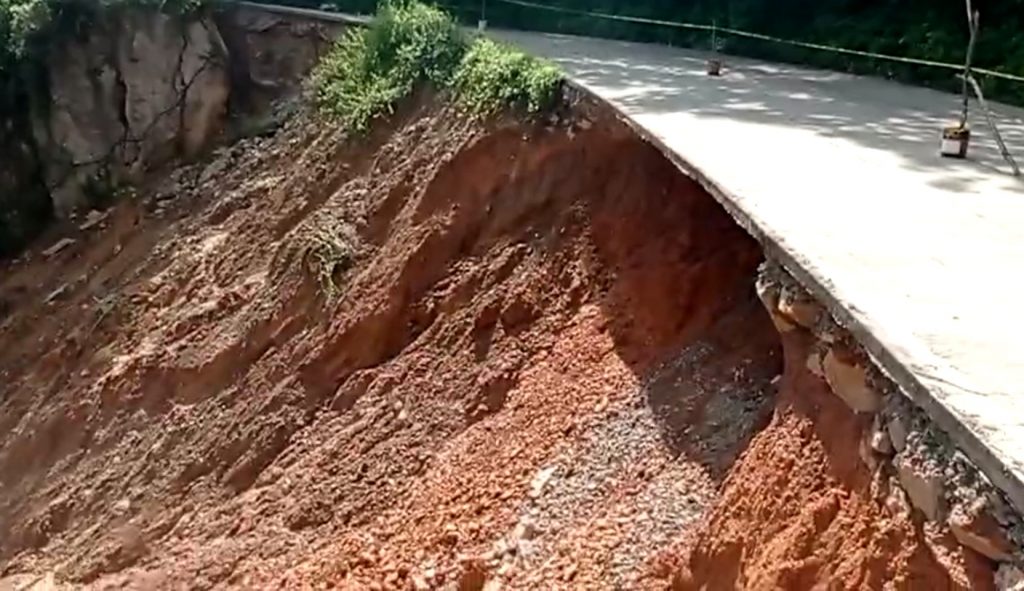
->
[[310, 0, 465, 130], [454, 37, 561, 114], [311, 0, 563, 130]]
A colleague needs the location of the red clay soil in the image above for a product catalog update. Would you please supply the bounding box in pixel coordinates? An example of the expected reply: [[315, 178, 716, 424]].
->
[[673, 329, 996, 591], [0, 96, 998, 590]]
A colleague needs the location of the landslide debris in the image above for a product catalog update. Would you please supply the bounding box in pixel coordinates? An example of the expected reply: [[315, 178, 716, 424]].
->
[[674, 326, 995, 590], [0, 3, 1008, 589], [0, 86, 1003, 591], [0, 82, 783, 586]]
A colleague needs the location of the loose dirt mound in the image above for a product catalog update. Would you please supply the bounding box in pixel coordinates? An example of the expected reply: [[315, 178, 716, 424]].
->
[[0, 96, 998, 589]]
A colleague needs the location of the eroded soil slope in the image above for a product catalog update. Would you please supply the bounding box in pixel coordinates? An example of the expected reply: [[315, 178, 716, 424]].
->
[[0, 97, 774, 588], [674, 328, 995, 590], [0, 97, 998, 590]]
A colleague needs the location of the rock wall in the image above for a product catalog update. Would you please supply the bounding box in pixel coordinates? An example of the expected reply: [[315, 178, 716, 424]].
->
[[214, 4, 347, 116], [31, 8, 231, 216], [755, 264, 1024, 561], [2, 4, 350, 233]]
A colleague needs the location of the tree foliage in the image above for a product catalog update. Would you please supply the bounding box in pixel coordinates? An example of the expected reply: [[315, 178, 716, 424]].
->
[[305, 0, 1024, 105], [453, 36, 561, 114], [311, 0, 561, 131]]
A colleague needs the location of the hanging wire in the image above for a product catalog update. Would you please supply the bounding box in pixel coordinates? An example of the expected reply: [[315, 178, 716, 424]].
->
[[492, 0, 1024, 84]]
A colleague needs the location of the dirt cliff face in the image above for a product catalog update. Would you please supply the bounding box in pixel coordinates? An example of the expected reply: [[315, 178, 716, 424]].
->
[[0, 93, 1001, 589], [0, 94, 770, 587], [673, 327, 995, 590]]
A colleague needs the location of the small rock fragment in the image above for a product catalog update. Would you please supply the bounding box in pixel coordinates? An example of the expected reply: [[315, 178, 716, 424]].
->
[[858, 430, 880, 471], [806, 352, 824, 378], [822, 348, 881, 413], [989, 493, 1020, 529], [513, 517, 539, 541], [870, 430, 893, 455], [113, 498, 132, 515], [895, 456, 945, 521], [530, 466, 556, 498], [885, 478, 912, 519], [45, 285, 70, 304], [440, 523, 459, 546], [410, 574, 429, 591], [78, 210, 108, 231], [996, 563, 1024, 591], [491, 538, 511, 558], [817, 322, 841, 344], [562, 562, 578, 581], [777, 285, 821, 329], [949, 498, 1014, 562], [869, 416, 894, 455], [887, 414, 910, 453], [754, 275, 778, 307], [43, 238, 76, 258], [755, 277, 796, 333]]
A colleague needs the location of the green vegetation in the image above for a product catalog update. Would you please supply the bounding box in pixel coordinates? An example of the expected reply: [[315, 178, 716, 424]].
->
[[303, 0, 1024, 106], [453, 37, 561, 114], [310, 0, 562, 131], [1, 0, 200, 60], [310, 1, 465, 129]]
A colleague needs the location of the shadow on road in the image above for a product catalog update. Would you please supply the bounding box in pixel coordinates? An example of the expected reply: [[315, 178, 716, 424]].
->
[[497, 30, 1024, 195]]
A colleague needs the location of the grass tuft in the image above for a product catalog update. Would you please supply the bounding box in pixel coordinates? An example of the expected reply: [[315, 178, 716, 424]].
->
[[310, 0, 562, 131], [453, 36, 561, 114]]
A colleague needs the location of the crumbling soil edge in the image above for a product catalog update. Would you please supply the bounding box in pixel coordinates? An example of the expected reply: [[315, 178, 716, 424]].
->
[[240, 0, 1023, 515], [557, 79, 1024, 518]]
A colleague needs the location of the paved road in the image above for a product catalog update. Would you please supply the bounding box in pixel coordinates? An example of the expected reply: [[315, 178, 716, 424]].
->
[[492, 30, 1024, 508], [239, 2, 1024, 510]]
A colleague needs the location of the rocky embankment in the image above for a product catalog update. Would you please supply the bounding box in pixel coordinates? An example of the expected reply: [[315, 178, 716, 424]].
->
[[0, 3, 345, 253]]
